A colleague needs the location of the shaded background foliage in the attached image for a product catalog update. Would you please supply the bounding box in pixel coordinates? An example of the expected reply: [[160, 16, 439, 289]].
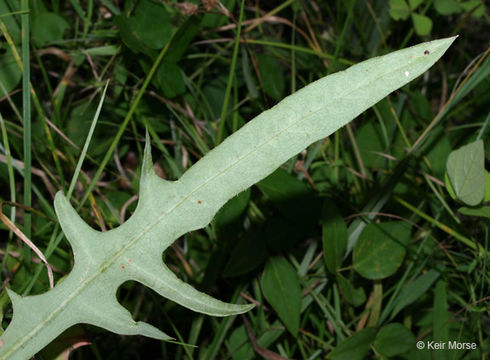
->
[[0, 0, 488, 359]]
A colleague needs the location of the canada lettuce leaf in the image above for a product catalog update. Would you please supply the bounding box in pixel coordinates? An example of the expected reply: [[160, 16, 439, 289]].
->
[[0, 36, 456, 359]]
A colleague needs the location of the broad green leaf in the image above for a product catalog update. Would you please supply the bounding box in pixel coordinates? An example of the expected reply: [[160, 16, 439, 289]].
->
[[32, 12, 69, 45], [389, 0, 411, 20], [329, 327, 377, 360], [257, 54, 285, 100], [156, 62, 186, 98], [130, 0, 171, 50], [390, 269, 439, 319], [374, 323, 415, 357], [322, 201, 348, 273], [355, 121, 385, 168], [115, 0, 171, 54], [261, 257, 301, 336], [0, 37, 456, 359], [353, 222, 411, 280], [336, 273, 366, 307], [165, 15, 202, 63], [153, 16, 201, 98], [114, 15, 149, 55], [434, 0, 462, 15], [411, 13, 433, 36], [446, 140, 485, 206]]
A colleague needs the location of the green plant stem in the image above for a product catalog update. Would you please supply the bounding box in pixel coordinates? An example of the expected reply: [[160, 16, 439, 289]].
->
[[217, 0, 245, 144], [67, 81, 109, 199], [21, 0, 31, 264], [243, 39, 354, 65], [410, 47, 489, 153], [476, 112, 489, 141], [0, 9, 29, 18], [331, 0, 355, 72], [386, 98, 460, 224], [394, 196, 485, 254], [0, 113, 16, 240], [0, 17, 67, 192]]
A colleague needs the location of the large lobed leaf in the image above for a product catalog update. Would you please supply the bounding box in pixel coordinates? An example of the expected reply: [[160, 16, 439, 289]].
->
[[0, 36, 456, 359]]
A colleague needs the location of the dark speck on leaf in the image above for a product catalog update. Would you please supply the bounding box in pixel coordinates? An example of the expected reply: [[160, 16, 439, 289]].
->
[[424, 50, 430, 55], [198, 200, 202, 204]]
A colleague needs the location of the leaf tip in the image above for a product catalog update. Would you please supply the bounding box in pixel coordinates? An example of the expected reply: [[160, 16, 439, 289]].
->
[[141, 131, 154, 180], [135, 321, 174, 341], [5, 288, 23, 311], [225, 303, 256, 316], [241, 303, 256, 313]]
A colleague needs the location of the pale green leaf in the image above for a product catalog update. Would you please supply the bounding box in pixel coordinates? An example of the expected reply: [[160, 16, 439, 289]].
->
[[446, 140, 485, 206], [0, 37, 456, 359]]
